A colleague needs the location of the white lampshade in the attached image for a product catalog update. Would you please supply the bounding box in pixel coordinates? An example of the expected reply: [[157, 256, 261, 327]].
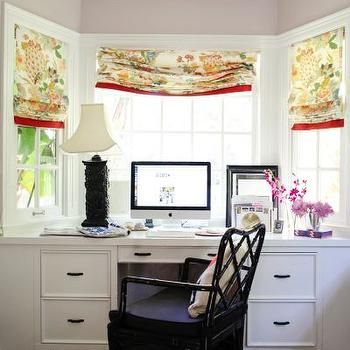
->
[[61, 103, 118, 153]]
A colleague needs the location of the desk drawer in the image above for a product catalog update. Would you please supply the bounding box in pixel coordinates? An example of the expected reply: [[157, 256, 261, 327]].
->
[[247, 301, 316, 347], [41, 251, 110, 297], [118, 246, 218, 263], [41, 299, 109, 344], [251, 253, 316, 299]]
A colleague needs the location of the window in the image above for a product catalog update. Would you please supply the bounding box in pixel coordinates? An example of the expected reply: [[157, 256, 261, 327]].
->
[[292, 128, 343, 223], [16, 126, 60, 214], [95, 88, 257, 220]]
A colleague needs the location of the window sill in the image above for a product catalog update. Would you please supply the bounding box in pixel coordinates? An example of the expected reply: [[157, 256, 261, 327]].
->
[[1, 215, 82, 236]]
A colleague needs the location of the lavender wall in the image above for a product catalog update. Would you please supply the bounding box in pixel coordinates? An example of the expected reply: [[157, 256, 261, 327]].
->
[[80, 0, 350, 35], [277, 0, 350, 33], [80, 0, 278, 35], [1, 0, 82, 31], [3, 0, 350, 35]]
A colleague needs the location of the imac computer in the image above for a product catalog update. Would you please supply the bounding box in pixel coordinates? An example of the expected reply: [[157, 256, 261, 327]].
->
[[130, 161, 211, 221]]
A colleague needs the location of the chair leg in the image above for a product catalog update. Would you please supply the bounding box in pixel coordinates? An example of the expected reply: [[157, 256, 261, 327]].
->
[[108, 321, 128, 350], [107, 322, 119, 350], [200, 335, 212, 350], [214, 326, 244, 350], [232, 326, 244, 350]]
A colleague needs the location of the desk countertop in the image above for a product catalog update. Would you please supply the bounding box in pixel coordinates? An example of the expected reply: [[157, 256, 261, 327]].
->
[[1, 230, 350, 247]]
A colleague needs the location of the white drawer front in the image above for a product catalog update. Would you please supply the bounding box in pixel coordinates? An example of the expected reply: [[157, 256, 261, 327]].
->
[[41, 299, 109, 344], [41, 251, 110, 297], [251, 253, 316, 299], [247, 301, 316, 347], [118, 246, 217, 263]]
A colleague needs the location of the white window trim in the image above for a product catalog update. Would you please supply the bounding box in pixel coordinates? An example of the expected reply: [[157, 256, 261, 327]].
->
[[7, 5, 339, 229], [1, 4, 81, 230], [96, 89, 257, 223], [16, 126, 62, 211], [79, 33, 281, 221], [291, 129, 344, 225], [278, 8, 350, 229]]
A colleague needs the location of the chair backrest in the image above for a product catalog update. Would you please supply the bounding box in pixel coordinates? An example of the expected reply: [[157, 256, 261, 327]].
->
[[205, 223, 265, 326]]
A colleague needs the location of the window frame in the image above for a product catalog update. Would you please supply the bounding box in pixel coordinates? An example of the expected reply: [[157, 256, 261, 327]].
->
[[282, 16, 350, 229], [291, 128, 345, 225], [95, 87, 259, 222], [1, 4, 81, 230], [15, 126, 62, 215]]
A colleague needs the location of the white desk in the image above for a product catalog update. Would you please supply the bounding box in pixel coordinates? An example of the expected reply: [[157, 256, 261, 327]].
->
[[1, 231, 350, 350]]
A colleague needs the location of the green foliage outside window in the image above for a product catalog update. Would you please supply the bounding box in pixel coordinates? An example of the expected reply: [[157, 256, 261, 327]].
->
[[17, 127, 57, 208]]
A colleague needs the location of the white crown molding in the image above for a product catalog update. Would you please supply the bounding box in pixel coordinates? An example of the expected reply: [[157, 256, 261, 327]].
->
[[80, 33, 278, 50], [3, 2, 350, 52], [3, 2, 80, 44], [276, 6, 350, 46]]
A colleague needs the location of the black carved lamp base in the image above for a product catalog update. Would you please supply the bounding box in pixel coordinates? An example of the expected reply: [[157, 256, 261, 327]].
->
[[81, 154, 109, 227]]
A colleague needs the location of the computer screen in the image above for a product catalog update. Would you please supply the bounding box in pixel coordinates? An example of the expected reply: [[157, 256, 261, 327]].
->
[[130, 161, 211, 220]]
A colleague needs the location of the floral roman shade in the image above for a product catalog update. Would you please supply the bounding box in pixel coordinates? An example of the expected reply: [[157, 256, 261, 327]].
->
[[13, 24, 69, 128], [288, 28, 344, 130], [96, 48, 257, 96]]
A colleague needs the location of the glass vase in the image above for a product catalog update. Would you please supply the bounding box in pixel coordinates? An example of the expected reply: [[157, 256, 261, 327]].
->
[[284, 203, 302, 233], [283, 203, 293, 232], [293, 214, 306, 234], [307, 212, 320, 231]]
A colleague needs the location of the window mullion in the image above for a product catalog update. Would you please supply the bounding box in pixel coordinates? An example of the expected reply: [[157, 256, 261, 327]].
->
[[220, 97, 224, 171], [95, 89, 255, 221], [316, 131, 320, 202], [55, 129, 60, 208], [160, 97, 164, 160], [190, 98, 194, 161], [34, 128, 40, 209], [129, 97, 134, 163], [220, 97, 225, 216]]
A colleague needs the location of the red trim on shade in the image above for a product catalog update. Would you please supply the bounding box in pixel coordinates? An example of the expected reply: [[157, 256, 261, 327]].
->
[[14, 116, 64, 129], [95, 82, 252, 96], [292, 119, 344, 131]]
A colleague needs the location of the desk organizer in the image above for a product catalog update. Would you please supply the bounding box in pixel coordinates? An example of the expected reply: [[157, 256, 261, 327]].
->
[[294, 229, 332, 239]]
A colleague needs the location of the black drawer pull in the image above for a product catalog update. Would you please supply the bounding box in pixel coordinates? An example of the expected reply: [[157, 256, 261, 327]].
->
[[67, 272, 84, 276], [273, 321, 290, 326], [273, 274, 291, 279], [207, 253, 216, 257], [67, 319, 85, 323], [134, 252, 152, 256]]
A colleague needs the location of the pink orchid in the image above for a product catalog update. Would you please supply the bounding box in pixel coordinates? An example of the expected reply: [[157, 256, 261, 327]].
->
[[292, 199, 334, 219], [291, 199, 308, 217], [264, 169, 307, 204], [311, 201, 334, 218]]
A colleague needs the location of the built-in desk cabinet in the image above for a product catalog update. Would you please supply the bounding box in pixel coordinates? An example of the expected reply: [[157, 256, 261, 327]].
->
[[1, 236, 350, 350], [40, 250, 111, 345], [247, 252, 318, 349]]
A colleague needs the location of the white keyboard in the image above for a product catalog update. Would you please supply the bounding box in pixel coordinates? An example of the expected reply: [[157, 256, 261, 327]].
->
[[146, 227, 197, 238]]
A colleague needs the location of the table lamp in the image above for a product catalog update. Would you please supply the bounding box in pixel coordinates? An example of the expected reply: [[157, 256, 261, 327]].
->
[[61, 103, 119, 227]]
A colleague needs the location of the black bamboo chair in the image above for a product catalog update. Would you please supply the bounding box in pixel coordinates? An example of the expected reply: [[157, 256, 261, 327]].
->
[[108, 223, 265, 350]]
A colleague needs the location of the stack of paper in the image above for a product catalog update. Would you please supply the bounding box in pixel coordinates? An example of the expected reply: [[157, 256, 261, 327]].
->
[[231, 195, 273, 231], [41, 221, 130, 238], [41, 226, 81, 236]]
